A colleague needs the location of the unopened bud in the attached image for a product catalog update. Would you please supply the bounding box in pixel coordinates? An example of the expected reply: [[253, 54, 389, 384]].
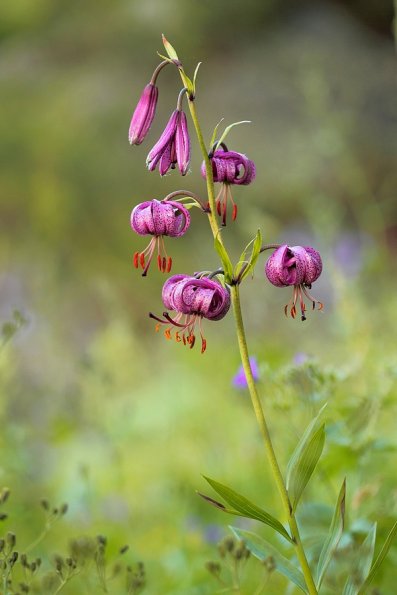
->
[[6, 532, 16, 548]]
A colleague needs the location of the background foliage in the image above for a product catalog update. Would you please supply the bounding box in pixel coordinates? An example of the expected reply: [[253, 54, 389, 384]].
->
[[0, 0, 396, 592]]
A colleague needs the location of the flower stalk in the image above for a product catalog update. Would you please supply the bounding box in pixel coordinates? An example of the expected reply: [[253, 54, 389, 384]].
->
[[184, 88, 318, 595]]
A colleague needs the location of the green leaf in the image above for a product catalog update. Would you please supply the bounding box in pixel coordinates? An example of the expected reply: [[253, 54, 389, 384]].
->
[[192, 62, 202, 94], [358, 520, 397, 593], [235, 229, 262, 282], [288, 424, 325, 513], [286, 403, 327, 490], [214, 121, 251, 151], [203, 476, 293, 543], [343, 524, 377, 595], [214, 236, 233, 283], [161, 34, 179, 61], [209, 118, 225, 149], [316, 479, 346, 589], [230, 527, 308, 593]]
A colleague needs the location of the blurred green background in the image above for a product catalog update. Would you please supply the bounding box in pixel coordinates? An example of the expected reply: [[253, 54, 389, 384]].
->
[[1, 0, 396, 593]]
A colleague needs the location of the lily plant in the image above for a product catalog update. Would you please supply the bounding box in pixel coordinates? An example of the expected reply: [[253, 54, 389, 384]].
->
[[127, 36, 397, 594]]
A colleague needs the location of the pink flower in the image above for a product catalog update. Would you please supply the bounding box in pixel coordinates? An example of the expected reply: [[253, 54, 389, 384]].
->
[[131, 200, 190, 276], [201, 146, 256, 225], [265, 245, 323, 320], [150, 275, 230, 353], [146, 109, 190, 176]]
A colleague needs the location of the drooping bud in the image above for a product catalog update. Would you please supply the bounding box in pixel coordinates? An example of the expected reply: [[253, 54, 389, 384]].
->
[[129, 84, 158, 145]]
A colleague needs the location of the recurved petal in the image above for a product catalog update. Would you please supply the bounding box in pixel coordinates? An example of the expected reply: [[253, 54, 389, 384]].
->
[[302, 246, 323, 284], [265, 245, 306, 287], [131, 201, 156, 235]]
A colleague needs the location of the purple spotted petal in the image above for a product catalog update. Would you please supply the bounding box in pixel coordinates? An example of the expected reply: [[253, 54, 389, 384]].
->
[[302, 246, 322, 284], [201, 150, 256, 185], [129, 84, 158, 145], [130, 200, 190, 238], [161, 276, 230, 320], [265, 245, 305, 287]]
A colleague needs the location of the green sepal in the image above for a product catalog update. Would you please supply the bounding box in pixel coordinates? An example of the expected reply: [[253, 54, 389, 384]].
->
[[162, 34, 179, 61], [192, 62, 202, 95], [288, 424, 325, 513], [316, 479, 346, 589], [343, 524, 377, 595], [214, 120, 251, 151], [235, 229, 262, 282], [214, 235, 233, 284], [358, 519, 397, 593], [202, 476, 293, 544], [286, 403, 327, 490], [230, 527, 308, 593]]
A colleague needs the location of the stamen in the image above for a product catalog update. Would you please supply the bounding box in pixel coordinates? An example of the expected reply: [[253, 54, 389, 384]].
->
[[133, 252, 139, 268], [157, 254, 162, 271], [232, 203, 238, 221], [140, 253, 145, 269], [162, 256, 167, 272], [216, 199, 221, 216], [166, 257, 172, 272], [164, 329, 171, 340]]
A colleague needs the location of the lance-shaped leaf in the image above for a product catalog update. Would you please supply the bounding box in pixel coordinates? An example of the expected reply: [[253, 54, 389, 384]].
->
[[358, 519, 397, 593], [343, 524, 377, 595], [202, 476, 293, 543], [235, 229, 262, 282], [214, 235, 233, 283], [230, 527, 308, 593], [286, 403, 327, 491], [316, 479, 346, 589], [214, 121, 251, 151], [288, 424, 325, 513]]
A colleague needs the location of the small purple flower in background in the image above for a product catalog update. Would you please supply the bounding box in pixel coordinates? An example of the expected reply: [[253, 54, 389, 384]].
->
[[146, 89, 190, 176], [201, 145, 256, 225], [131, 199, 190, 276], [265, 244, 323, 321], [232, 357, 260, 389], [293, 352, 309, 366], [129, 83, 158, 146], [149, 274, 230, 353]]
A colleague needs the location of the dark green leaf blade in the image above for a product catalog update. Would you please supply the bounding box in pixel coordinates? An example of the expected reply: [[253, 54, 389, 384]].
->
[[358, 520, 397, 594], [289, 424, 326, 513], [286, 404, 327, 490], [203, 476, 292, 543], [230, 527, 308, 593], [316, 479, 346, 589], [343, 524, 377, 595], [214, 236, 233, 283]]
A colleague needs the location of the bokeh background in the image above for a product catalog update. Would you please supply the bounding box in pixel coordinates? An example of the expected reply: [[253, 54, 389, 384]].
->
[[1, 0, 396, 593]]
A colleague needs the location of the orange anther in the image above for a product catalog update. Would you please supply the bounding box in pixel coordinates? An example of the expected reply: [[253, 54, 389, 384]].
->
[[201, 338, 207, 354], [232, 204, 238, 221], [139, 253, 145, 269], [167, 257, 172, 272], [162, 256, 167, 272], [216, 200, 222, 216], [157, 255, 162, 271], [133, 252, 139, 268]]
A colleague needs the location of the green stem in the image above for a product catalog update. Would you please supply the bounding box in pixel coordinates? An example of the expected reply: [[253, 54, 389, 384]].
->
[[230, 284, 317, 594], [186, 94, 318, 594]]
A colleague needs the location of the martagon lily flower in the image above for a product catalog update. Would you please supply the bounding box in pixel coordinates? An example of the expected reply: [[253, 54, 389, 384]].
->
[[146, 88, 190, 176], [201, 144, 256, 225], [131, 199, 190, 276], [128, 61, 168, 146], [265, 244, 323, 320], [149, 274, 231, 353]]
